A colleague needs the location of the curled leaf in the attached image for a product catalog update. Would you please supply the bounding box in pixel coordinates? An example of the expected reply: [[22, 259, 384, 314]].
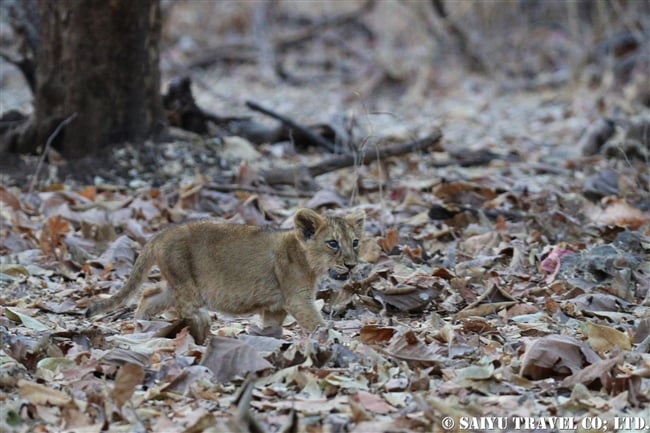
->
[[520, 335, 601, 380]]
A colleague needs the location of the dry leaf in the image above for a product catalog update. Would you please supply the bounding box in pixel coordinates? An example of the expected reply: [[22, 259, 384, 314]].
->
[[39, 215, 71, 256], [18, 379, 72, 406], [561, 354, 623, 388], [383, 330, 446, 367], [112, 363, 145, 408], [4, 307, 49, 331], [0, 185, 21, 210], [200, 336, 273, 383], [359, 325, 396, 345], [585, 321, 632, 352], [520, 335, 601, 380], [89, 235, 136, 277], [592, 198, 649, 229], [351, 390, 395, 414], [377, 229, 399, 254], [162, 365, 214, 394]]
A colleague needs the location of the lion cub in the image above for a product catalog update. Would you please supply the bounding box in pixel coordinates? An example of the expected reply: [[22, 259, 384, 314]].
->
[[86, 208, 364, 343]]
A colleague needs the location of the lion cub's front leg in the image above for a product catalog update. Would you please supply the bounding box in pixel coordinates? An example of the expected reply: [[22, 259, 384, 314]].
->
[[261, 309, 287, 328], [285, 290, 326, 332]]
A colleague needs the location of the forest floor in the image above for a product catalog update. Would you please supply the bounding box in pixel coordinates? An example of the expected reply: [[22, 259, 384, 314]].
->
[[1, 2, 649, 433]]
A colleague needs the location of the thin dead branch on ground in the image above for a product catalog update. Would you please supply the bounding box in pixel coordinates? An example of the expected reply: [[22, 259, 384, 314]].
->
[[27, 112, 78, 194]]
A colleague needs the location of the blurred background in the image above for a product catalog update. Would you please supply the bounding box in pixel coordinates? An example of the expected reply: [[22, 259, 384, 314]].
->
[[2, 1, 648, 120]]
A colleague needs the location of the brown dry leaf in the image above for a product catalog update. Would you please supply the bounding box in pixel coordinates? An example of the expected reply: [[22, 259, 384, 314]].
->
[[112, 362, 145, 408], [18, 379, 72, 406], [568, 293, 632, 313], [351, 390, 395, 414], [377, 229, 399, 254], [39, 215, 71, 256], [457, 301, 517, 319], [561, 354, 623, 388], [506, 303, 539, 319], [591, 198, 649, 229], [459, 231, 499, 256], [456, 283, 516, 319], [433, 181, 498, 205], [161, 365, 214, 394], [0, 185, 21, 210], [585, 321, 632, 352], [200, 336, 273, 383], [383, 330, 446, 367], [461, 317, 496, 334], [520, 335, 601, 380], [359, 325, 396, 345], [89, 235, 136, 277], [401, 244, 423, 262], [77, 185, 97, 201], [98, 348, 151, 367]]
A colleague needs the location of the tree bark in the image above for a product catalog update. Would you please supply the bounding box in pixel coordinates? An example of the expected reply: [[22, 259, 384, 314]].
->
[[22, 0, 164, 158]]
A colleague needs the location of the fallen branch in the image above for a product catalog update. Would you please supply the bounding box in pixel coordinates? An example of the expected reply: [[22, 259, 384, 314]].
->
[[205, 183, 313, 198], [260, 130, 443, 187], [246, 100, 339, 153]]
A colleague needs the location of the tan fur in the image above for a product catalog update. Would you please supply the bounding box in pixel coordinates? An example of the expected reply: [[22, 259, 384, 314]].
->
[[86, 209, 364, 343]]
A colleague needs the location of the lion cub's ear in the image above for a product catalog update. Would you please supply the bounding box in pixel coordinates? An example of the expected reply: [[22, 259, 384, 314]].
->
[[294, 208, 325, 240], [345, 209, 365, 233]]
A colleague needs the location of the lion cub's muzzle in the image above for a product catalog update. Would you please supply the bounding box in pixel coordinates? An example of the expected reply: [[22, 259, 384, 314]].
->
[[328, 262, 356, 281]]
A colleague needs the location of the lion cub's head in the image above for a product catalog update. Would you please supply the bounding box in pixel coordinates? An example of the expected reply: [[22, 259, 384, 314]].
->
[[294, 208, 365, 281]]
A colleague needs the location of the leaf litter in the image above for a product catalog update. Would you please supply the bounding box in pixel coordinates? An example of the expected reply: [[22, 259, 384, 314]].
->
[[2, 2, 650, 433]]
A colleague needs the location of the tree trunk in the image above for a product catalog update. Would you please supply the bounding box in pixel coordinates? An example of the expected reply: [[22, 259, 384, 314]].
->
[[23, 0, 163, 159]]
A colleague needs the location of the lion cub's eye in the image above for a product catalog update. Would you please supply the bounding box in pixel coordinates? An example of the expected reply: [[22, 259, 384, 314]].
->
[[326, 240, 340, 250], [352, 239, 359, 249]]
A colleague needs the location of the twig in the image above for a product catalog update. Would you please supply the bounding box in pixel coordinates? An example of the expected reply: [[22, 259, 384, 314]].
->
[[311, 131, 443, 177], [260, 130, 443, 187], [246, 100, 339, 153], [28, 112, 78, 194], [206, 183, 313, 198]]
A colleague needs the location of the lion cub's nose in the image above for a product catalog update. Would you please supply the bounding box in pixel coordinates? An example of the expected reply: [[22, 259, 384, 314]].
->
[[344, 262, 356, 271]]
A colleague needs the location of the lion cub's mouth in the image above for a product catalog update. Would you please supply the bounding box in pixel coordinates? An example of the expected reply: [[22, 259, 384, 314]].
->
[[328, 269, 351, 281]]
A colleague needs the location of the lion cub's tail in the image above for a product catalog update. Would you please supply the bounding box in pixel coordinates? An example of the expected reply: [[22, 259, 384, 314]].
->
[[85, 240, 157, 318]]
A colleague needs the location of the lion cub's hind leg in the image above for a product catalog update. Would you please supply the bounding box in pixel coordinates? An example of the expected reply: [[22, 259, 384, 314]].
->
[[139, 283, 212, 343], [177, 304, 212, 344], [135, 285, 173, 320], [154, 251, 213, 344]]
